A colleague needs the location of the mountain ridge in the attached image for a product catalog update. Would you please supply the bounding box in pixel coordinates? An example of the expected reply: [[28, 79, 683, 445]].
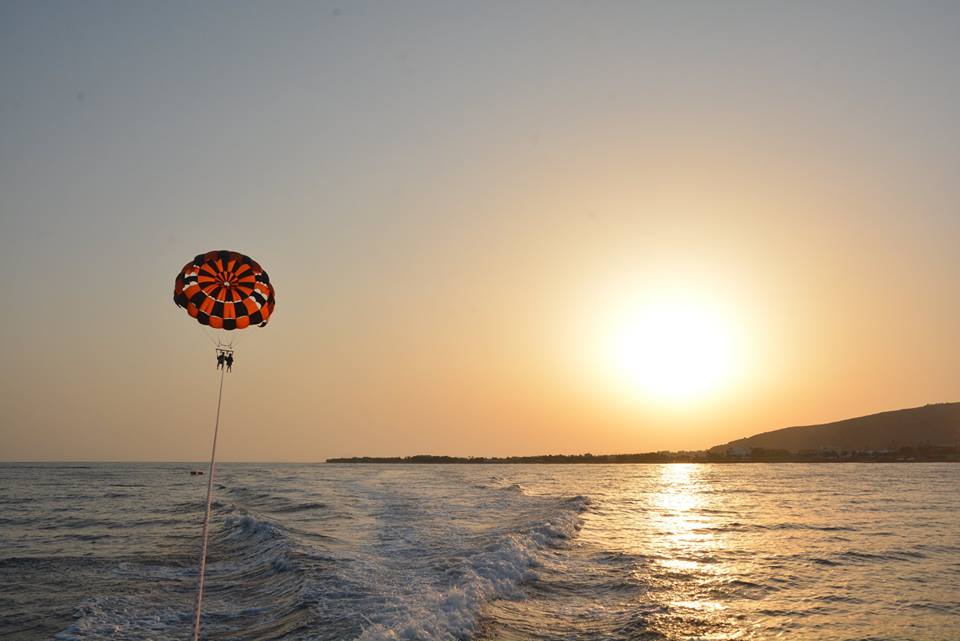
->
[[711, 402, 960, 453]]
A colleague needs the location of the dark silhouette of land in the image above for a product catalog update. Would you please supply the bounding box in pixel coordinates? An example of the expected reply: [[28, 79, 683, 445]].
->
[[710, 402, 960, 455], [327, 452, 706, 464], [326, 402, 960, 463]]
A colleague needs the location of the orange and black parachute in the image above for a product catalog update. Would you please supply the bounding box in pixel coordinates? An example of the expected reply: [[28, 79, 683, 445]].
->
[[173, 250, 276, 330]]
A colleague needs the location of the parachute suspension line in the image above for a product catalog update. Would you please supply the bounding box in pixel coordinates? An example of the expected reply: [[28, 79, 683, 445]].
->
[[195, 322, 218, 348], [192, 362, 226, 641]]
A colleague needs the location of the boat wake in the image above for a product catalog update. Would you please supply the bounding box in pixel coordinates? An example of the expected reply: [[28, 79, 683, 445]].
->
[[355, 495, 588, 641], [51, 467, 589, 641]]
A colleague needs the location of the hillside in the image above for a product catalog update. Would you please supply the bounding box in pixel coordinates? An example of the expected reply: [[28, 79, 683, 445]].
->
[[712, 402, 960, 453]]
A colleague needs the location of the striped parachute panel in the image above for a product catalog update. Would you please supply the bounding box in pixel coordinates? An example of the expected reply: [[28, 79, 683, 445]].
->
[[173, 250, 276, 330]]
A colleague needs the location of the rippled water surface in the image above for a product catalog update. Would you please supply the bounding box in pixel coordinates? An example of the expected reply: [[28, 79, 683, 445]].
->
[[1, 463, 957, 640]]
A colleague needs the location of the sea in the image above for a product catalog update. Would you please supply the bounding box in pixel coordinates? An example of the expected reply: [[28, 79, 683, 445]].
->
[[1, 463, 957, 641]]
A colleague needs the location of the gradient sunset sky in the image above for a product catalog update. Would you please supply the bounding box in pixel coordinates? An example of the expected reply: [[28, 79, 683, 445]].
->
[[3, 1, 960, 461]]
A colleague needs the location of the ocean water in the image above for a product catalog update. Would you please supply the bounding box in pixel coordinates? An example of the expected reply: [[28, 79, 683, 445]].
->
[[1, 463, 957, 641]]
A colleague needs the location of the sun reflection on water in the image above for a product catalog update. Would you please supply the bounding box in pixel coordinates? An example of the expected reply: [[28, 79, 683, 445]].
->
[[646, 464, 735, 638], [573, 465, 762, 638], [653, 464, 712, 547], [489, 464, 957, 641]]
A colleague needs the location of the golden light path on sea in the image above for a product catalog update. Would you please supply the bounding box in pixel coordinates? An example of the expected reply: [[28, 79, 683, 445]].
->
[[647, 464, 732, 637]]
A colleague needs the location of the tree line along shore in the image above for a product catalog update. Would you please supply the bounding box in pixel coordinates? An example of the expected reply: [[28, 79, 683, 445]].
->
[[328, 403, 960, 463], [327, 445, 959, 464]]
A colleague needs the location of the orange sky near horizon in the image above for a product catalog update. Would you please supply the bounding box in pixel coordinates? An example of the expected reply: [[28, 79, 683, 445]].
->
[[2, 2, 960, 461]]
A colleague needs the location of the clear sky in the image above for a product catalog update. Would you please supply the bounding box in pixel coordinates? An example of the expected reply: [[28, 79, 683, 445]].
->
[[3, 1, 960, 461]]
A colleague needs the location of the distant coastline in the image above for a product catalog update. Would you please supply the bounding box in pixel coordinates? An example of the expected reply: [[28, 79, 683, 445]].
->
[[326, 446, 959, 464], [327, 402, 957, 464]]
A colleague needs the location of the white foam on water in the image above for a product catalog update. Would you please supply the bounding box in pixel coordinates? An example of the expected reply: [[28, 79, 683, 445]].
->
[[355, 496, 589, 641], [53, 596, 188, 641], [55, 508, 303, 640]]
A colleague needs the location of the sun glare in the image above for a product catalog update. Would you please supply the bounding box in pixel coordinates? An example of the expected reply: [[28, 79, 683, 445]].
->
[[605, 294, 740, 404]]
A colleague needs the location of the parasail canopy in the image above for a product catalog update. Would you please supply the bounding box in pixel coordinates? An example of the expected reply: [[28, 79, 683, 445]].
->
[[173, 250, 276, 330]]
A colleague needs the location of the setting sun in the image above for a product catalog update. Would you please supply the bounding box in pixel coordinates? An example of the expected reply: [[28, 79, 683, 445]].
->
[[4, 4, 960, 640], [606, 295, 741, 403]]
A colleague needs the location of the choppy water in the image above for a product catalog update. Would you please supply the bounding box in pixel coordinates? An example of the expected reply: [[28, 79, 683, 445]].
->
[[1, 463, 957, 641]]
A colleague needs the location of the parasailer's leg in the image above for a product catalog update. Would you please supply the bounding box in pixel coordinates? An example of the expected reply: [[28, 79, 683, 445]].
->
[[192, 363, 226, 641]]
